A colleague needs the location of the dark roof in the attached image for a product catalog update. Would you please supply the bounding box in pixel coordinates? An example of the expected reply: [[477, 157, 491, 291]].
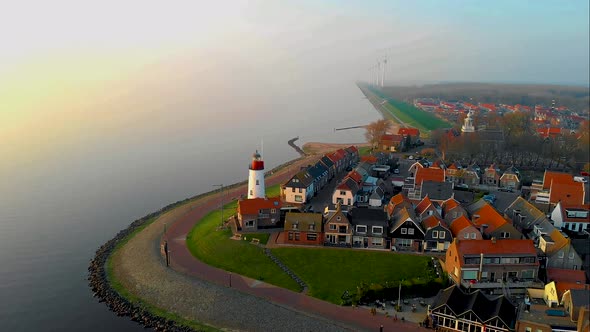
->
[[320, 156, 334, 168], [349, 208, 388, 227], [285, 170, 314, 188], [307, 163, 327, 180], [570, 289, 590, 308], [421, 181, 454, 201], [432, 285, 517, 328]]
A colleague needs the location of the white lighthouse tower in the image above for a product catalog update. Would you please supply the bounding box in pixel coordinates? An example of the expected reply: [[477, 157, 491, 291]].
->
[[247, 150, 265, 199]]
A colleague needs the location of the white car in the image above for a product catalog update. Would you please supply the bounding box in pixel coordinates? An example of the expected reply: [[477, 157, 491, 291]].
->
[[394, 169, 400, 174]]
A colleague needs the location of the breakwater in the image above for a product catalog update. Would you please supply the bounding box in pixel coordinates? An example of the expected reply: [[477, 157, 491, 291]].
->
[[287, 137, 306, 156]]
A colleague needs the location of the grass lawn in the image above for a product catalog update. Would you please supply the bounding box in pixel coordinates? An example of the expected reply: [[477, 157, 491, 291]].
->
[[186, 185, 301, 292], [358, 146, 373, 156], [271, 247, 436, 304]]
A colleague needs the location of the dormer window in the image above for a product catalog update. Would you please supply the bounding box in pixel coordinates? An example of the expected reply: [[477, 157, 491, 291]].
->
[[293, 222, 299, 230], [309, 224, 316, 231]]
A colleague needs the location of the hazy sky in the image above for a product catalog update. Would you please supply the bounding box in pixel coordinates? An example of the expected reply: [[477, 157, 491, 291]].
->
[[1, 0, 589, 167]]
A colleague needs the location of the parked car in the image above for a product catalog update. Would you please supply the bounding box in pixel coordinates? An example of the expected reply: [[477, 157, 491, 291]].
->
[[483, 194, 496, 205], [408, 155, 414, 160], [498, 187, 514, 192], [393, 168, 400, 174], [455, 183, 469, 191]]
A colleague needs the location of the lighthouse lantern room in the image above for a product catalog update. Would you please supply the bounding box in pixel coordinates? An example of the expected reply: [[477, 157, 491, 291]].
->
[[248, 151, 265, 199]]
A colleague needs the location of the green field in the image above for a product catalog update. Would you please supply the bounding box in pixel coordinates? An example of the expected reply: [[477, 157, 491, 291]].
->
[[186, 185, 302, 292], [367, 86, 451, 133], [271, 247, 437, 304]]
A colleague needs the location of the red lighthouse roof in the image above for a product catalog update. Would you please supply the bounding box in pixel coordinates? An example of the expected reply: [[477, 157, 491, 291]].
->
[[250, 151, 264, 170]]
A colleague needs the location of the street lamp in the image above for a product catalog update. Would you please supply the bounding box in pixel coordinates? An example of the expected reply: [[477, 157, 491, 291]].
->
[[213, 184, 224, 226]]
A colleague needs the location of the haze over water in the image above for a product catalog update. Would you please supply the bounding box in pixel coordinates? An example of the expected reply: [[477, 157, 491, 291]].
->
[[1, 1, 588, 331]]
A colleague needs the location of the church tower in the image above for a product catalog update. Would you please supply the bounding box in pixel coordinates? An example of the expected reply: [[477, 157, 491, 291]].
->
[[247, 151, 265, 199], [461, 110, 476, 133]]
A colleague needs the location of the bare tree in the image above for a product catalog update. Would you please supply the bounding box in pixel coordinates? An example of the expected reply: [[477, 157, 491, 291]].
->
[[365, 119, 392, 150]]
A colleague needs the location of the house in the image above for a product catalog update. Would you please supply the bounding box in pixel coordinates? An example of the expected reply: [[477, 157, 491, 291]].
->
[[283, 212, 323, 245], [462, 164, 481, 186], [535, 170, 585, 207], [323, 204, 353, 247], [499, 166, 520, 189], [483, 164, 501, 186], [237, 197, 282, 230], [415, 166, 445, 188], [562, 288, 590, 325], [441, 198, 468, 225], [319, 155, 335, 180], [449, 215, 482, 241], [327, 150, 346, 174], [546, 268, 589, 299], [430, 285, 517, 332], [466, 200, 522, 240], [398, 127, 420, 139], [420, 181, 454, 204], [305, 162, 328, 195], [551, 202, 590, 233], [415, 196, 441, 220], [421, 215, 452, 252], [385, 193, 413, 219], [389, 207, 425, 251], [283, 170, 315, 204], [379, 133, 403, 151], [368, 186, 385, 207], [349, 208, 388, 249], [445, 238, 540, 295], [506, 197, 584, 270], [344, 145, 360, 164], [332, 176, 361, 206], [445, 162, 462, 183]]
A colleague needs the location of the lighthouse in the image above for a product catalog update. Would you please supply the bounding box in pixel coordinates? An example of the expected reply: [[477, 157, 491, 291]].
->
[[248, 150, 265, 199]]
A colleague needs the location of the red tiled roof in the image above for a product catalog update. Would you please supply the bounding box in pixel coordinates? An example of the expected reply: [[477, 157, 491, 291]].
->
[[346, 145, 359, 154], [543, 171, 574, 189], [555, 282, 589, 298], [415, 196, 433, 215], [415, 167, 445, 186], [471, 204, 508, 234], [361, 155, 378, 163], [550, 182, 585, 205], [442, 198, 461, 213], [456, 239, 537, 256], [238, 197, 282, 215], [347, 170, 362, 184], [422, 215, 442, 230], [449, 215, 474, 236], [398, 128, 420, 137], [547, 268, 587, 284]]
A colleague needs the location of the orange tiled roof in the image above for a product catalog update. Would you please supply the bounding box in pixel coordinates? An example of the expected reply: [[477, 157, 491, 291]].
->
[[361, 155, 378, 163], [555, 282, 589, 299], [415, 167, 445, 186], [470, 204, 507, 234], [449, 215, 474, 236], [442, 198, 461, 213], [347, 170, 363, 184], [422, 215, 443, 230], [456, 239, 537, 256], [415, 196, 433, 215], [550, 182, 585, 205], [543, 171, 574, 189], [544, 228, 569, 255], [238, 197, 282, 215], [387, 193, 412, 216]]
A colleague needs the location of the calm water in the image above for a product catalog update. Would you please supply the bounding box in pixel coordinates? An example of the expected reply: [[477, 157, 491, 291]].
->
[[0, 67, 379, 330]]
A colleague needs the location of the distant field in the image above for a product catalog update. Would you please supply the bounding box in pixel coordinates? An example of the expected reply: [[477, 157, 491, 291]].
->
[[365, 86, 451, 133]]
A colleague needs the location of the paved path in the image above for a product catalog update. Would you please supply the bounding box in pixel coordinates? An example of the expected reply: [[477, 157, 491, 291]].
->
[[113, 151, 429, 331]]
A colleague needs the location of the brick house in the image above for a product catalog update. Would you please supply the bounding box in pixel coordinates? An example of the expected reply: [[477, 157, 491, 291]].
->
[[499, 166, 520, 189], [445, 238, 540, 295], [237, 197, 282, 230], [449, 215, 482, 241], [284, 212, 323, 245], [483, 163, 501, 186], [466, 200, 522, 240], [323, 204, 352, 247]]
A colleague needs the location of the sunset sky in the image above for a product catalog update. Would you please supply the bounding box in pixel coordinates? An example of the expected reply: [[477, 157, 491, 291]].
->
[[1, 0, 588, 167]]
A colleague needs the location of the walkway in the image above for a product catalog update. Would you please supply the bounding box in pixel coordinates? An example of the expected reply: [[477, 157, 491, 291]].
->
[[113, 151, 429, 331]]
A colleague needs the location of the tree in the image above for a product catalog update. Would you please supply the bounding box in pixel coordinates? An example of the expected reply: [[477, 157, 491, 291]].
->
[[365, 119, 392, 149]]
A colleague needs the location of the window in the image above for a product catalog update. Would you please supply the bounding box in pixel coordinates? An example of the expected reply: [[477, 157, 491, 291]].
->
[[336, 216, 341, 221], [294, 195, 303, 202], [558, 252, 565, 258], [298, 188, 302, 193], [250, 190, 253, 196], [292, 223, 298, 230], [401, 228, 407, 234], [462, 270, 477, 280], [501, 257, 519, 264], [432, 230, 439, 239], [270, 208, 276, 214], [295, 233, 300, 241], [288, 232, 293, 240], [245, 220, 255, 228], [521, 270, 534, 279], [408, 228, 414, 235], [372, 238, 383, 246], [525, 327, 532, 332], [340, 191, 346, 195], [464, 233, 469, 239], [309, 224, 316, 231], [307, 233, 317, 241], [522, 256, 535, 263], [356, 225, 367, 233], [481, 271, 488, 278], [256, 180, 259, 185], [439, 231, 445, 238], [454, 267, 459, 276], [291, 187, 295, 192], [372, 226, 383, 234], [470, 233, 476, 239], [500, 232, 510, 239], [465, 257, 481, 265], [569, 252, 575, 259], [329, 224, 336, 230]]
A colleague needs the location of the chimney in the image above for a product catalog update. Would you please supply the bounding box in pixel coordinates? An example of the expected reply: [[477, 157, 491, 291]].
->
[[491, 237, 496, 244]]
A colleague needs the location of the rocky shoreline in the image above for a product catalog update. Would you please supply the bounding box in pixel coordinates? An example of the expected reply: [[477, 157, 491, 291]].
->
[[87, 151, 311, 331]]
